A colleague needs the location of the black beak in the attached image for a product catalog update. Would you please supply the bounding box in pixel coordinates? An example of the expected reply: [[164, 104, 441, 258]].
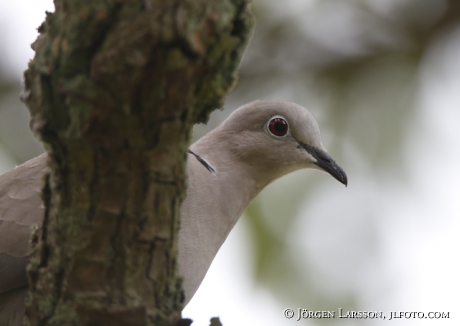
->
[[301, 143, 348, 186]]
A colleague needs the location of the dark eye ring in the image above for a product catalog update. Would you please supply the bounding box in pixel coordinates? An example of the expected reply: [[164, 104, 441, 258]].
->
[[268, 117, 289, 137]]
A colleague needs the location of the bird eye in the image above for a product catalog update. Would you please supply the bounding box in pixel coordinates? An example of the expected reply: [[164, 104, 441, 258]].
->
[[268, 117, 288, 137]]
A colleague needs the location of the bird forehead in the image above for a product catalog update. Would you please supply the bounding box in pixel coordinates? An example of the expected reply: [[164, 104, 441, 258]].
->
[[287, 110, 323, 145], [236, 100, 323, 143]]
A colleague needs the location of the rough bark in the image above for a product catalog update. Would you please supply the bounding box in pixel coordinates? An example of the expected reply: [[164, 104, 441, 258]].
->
[[22, 0, 253, 325]]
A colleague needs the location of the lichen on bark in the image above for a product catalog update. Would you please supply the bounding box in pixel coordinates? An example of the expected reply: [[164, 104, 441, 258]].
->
[[22, 0, 253, 325]]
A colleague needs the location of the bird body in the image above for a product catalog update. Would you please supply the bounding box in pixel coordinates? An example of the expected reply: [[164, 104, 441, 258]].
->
[[0, 100, 346, 325]]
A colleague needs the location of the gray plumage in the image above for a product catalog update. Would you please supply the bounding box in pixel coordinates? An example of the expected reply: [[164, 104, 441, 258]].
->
[[0, 100, 346, 325], [0, 154, 44, 326]]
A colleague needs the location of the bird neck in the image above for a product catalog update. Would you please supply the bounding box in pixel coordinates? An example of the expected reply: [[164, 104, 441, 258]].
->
[[177, 132, 275, 303], [186, 135, 269, 244]]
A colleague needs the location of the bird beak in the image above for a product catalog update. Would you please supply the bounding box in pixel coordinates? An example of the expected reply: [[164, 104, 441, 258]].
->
[[300, 143, 348, 186]]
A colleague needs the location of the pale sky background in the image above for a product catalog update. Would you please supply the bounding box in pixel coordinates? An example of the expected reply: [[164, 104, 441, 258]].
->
[[0, 1, 459, 325]]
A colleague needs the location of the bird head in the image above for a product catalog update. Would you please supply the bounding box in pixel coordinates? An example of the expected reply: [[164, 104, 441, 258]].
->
[[215, 100, 347, 186]]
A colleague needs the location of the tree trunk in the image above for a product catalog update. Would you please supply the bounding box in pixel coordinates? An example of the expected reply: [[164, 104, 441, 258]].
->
[[22, 0, 253, 325]]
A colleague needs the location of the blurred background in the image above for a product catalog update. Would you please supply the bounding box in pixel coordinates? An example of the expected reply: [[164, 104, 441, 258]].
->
[[1, 0, 459, 325]]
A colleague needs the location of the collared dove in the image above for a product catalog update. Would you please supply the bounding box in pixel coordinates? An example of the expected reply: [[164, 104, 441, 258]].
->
[[0, 100, 347, 325]]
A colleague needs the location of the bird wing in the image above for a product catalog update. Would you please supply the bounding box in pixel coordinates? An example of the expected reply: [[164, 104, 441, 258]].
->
[[0, 153, 47, 324]]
